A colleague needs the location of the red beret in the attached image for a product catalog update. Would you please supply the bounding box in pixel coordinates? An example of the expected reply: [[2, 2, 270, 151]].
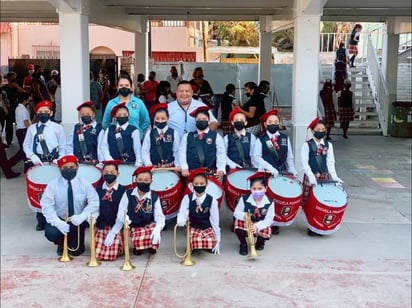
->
[[229, 108, 245, 122], [187, 167, 208, 183], [110, 102, 128, 118], [34, 100, 53, 113], [259, 109, 279, 123], [132, 166, 153, 176], [189, 106, 210, 118], [307, 116, 320, 130], [149, 103, 168, 118], [77, 101, 95, 111], [247, 171, 272, 182], [57, 155, 78, 169], [102, 160, 122, 166], [27, 64, 35, 70]]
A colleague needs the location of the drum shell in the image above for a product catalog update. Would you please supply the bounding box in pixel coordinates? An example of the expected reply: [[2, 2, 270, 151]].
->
[[152, 170, 182, 219], [267, 176, 303, 226], [224, 169, 253, 212], [303, 184, 348, 235]]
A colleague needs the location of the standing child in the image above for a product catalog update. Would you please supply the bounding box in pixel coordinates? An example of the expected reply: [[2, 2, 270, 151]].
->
[[120, 166, 165, 255], [94, 160, 127, 261], [319, 80, 336, 140], [337, 80, 355, 139], [176, 168, 221, 255], [220, 83, 237, 135], [15, 92, 31, 171], [141, 103, 180, 168], [233, 172, 275, 255]]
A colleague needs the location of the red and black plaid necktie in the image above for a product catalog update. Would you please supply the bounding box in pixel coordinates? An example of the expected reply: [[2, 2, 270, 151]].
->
[[317, 144, 323, 155], [134, 198, 145, 213], [82, 124, 92, 133], [271, 135, 280, 151], [198, 132, 205, 140], [102, 188, 113, 202], [159, 130, 165, 141]]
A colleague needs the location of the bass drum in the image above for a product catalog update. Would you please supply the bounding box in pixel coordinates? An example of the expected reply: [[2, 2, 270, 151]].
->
[[151, 170, 182, 219], [224, 168, 255, 212]]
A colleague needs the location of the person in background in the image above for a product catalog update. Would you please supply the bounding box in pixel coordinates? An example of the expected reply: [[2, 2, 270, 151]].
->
[[190, 67, 214, 108], [31, 65, 50, 106], [98, 68, 110, 114], [166, 65, 183, 97], [337, 80, 356, 139], [335, 42, 350, 65], [220, 83, 237, 136], [319, 79, 336, 140], [90, 71, 103, 124], [155, 80, 172, 103], [258, 80, 272, 113], [23, 63, 35, 96], [139, 71, 159, 110], [53, 75, 62, 123], [348, 24, 363, 68], [334, 54, 347, 93], [14, 92, 31, 171]]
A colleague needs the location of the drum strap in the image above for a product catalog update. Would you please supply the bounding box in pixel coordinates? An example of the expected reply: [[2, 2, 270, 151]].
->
[[234, 134, 246, 167], [78, 133, 90, 160], [194, 134, 205, 167], [151, 129, 165, 164], [115, 128, 128, 161], [34, 124, 53, 161], [265, 139, 279, 161]]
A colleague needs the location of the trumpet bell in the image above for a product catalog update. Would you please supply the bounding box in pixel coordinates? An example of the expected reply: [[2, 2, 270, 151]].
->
[[121, 260, 136, 271], [248, 245, 259, 259], [87, 259, 101, 267], [58, 254, 73, 262], [181, 255, 195, 266]]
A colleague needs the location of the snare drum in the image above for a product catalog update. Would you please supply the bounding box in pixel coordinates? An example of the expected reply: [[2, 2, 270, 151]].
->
[[303, 183, 348, 235], [117, 164, 136, 190], [151, 170, 182, 219], [186, 176, 224, 208], [224, 169, 255, 212], [77, 164, 103, 188], [26, 164, 60, 212], [267, 176, 303, 226]]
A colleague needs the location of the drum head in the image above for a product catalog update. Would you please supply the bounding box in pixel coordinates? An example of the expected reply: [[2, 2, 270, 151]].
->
[[152, 171, 179, 191], [268, 176, 302, 198], [27, 164, 60, 184], [227, 169, 254, 190], [117, 165, 135, 186], [312, 184, 347, 207], [78, 165, 102, 183], [206, 179, 223, 200]]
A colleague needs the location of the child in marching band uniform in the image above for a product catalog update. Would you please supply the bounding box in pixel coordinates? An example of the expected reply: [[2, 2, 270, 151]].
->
[[233, 172, 275, 256], [94, 160, 127, 261], [177, 168, 221, 255], [141, 103, 180, 168], [301, 117, 343, 236], [100, 102, 142, 167], [66, 101, 104, 164], [224, 108, 256, 169], [120, 166, 165, 255]]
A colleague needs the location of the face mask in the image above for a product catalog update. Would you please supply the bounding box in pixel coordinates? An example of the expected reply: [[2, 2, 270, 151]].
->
[[245, 93, 251, 97], [104, 174, 117, 184], [171, 73, 178, 78], [116, 116, 128, 125], [314, 131, 326, 139], [234, 121, 245, 131], [38, 113, 50, 123], [155, 121, 167, 130], [193, 185, 206, 194], [137, 182, 151, 193], [266, 124, 279, 134], [149, 76, 154, 81], [138, 78, 145, 83], [81, 116, 92, 125], [61, 168, 77, 181], [252, 191, 265, 200], [118, 87, 131, 97], [196, 120, 209, 131], [198, 74, 204, 79]]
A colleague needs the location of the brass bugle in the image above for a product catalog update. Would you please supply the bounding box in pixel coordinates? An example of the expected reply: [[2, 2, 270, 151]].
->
[[58, 215, 80, 262], [86, 214, 101, 267], [245, 211, 258, 259], [121, 212, 135, 271], [173, 220, 195, 266]]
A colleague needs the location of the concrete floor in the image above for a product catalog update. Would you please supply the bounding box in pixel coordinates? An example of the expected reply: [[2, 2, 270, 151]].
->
[[1, 135, 411, 308]]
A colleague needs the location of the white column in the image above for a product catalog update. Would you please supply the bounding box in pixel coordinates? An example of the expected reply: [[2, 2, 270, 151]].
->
[[134, 31, 148, 81], [59, 11, 90, 132], [291, 15, 321, 177], [259, 16, 272, 83]]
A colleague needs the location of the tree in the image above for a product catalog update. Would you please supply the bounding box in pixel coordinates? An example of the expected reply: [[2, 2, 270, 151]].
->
[[209, 21, 259, 46]]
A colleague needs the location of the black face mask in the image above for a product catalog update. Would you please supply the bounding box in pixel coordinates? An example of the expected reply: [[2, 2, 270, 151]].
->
[[198, 74, 204, 79], [137, 182, 151, 193], [171, 73, 178, 78], [155, 121, 167, 130], [38, 113, 50, 124], [61, 168, 77, 181], [104, 174, 117, 184], [314, 131, 326, 139], [81, 116, 92, 124], [266, 124, 279, 134], [234, 121, 245, 131], [138, 78, 145, 83], [245, 93, 251, 97], [148, 76, 154, 81], [118, 87, 131, 97], [193, 185, 206, 194], [196, 120, 209, 131], [116, 116, 128, 126]]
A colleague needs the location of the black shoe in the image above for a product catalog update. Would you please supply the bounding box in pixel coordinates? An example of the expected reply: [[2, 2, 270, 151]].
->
[[133, 248, 143, 255], [255, 238, 265, 251], [56, 245, 63, 256], [271, 226, 280, 235], [307, 228, 323, 237], [239, 243, 248, 256], [36, 223, 45, 231], [5, 171, 20, 179], [343, 135, 348, 139], [147, 248, 157, 254]]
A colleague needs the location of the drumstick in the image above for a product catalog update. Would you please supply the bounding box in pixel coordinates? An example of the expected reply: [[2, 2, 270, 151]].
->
[[152, 167, 180, 172]]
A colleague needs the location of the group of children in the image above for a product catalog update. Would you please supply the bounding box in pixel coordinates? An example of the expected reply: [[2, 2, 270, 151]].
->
[[22, 97, 343, 260]]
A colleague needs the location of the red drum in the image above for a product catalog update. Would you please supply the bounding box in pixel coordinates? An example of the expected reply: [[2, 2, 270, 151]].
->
[[224, 169, 255, 212], [117, 164, 136, 190], [303, 183, 348, 235], [267, 176, 303, 226], [77, 164, 103, 188], [186, 176, 224, 208], [152, 170, 182, 219], [26, 164, 60, 212]]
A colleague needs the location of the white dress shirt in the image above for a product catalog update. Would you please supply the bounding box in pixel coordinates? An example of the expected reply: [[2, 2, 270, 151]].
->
[[233, 194, 275, 232], [252, 131, 297, 175], [301, 138, 339, 181], [177, 192, 221, 242], [179, 128, 226, 173], [141, 125, 181, 167], [100, 122, 142, 166], [15, 103, 31, 129], [23, 120, 66, 160], [41, 175, 100, 226], [223, 129, 257, 168]]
